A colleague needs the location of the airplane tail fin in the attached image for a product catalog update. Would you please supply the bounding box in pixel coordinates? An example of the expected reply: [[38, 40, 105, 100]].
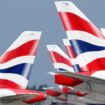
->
[[0, 31, 41, 88], [55, 1, 105, 78], [47, 45, 75, 73]]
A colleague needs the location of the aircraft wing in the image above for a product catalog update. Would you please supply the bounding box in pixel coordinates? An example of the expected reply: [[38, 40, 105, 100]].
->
[[57, 71, 105, 86], [0, 94, 36, 104], [56, 71, 105, 103], [0, 88, 46, 104]]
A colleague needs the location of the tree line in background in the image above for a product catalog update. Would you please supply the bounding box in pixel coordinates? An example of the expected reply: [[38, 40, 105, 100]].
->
[[28, 83, 49, 91]]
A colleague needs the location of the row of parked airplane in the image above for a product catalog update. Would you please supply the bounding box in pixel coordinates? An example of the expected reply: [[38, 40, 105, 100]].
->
[[46, 1, 105, 105], [0, 1, 105, 105]]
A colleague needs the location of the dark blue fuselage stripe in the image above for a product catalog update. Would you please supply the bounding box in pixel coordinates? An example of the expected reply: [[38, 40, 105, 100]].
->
[[70, 40, 105, 56]]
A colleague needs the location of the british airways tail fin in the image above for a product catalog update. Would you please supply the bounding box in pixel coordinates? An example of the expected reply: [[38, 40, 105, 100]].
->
[[0, 31, 41, 89], [55, 1, 105, 78], [47, 45, 75, 73]]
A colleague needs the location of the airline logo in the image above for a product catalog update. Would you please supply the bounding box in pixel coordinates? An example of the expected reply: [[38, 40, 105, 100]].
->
[[0, 31, 41, 88], [55, 1, 105, 79]]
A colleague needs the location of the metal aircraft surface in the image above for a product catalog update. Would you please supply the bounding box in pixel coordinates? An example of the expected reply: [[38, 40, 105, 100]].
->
[[0, 31, 46, 105]]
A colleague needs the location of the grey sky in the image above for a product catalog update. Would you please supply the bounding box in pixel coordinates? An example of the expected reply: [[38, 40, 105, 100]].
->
[[0, 0, 105, 87]]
